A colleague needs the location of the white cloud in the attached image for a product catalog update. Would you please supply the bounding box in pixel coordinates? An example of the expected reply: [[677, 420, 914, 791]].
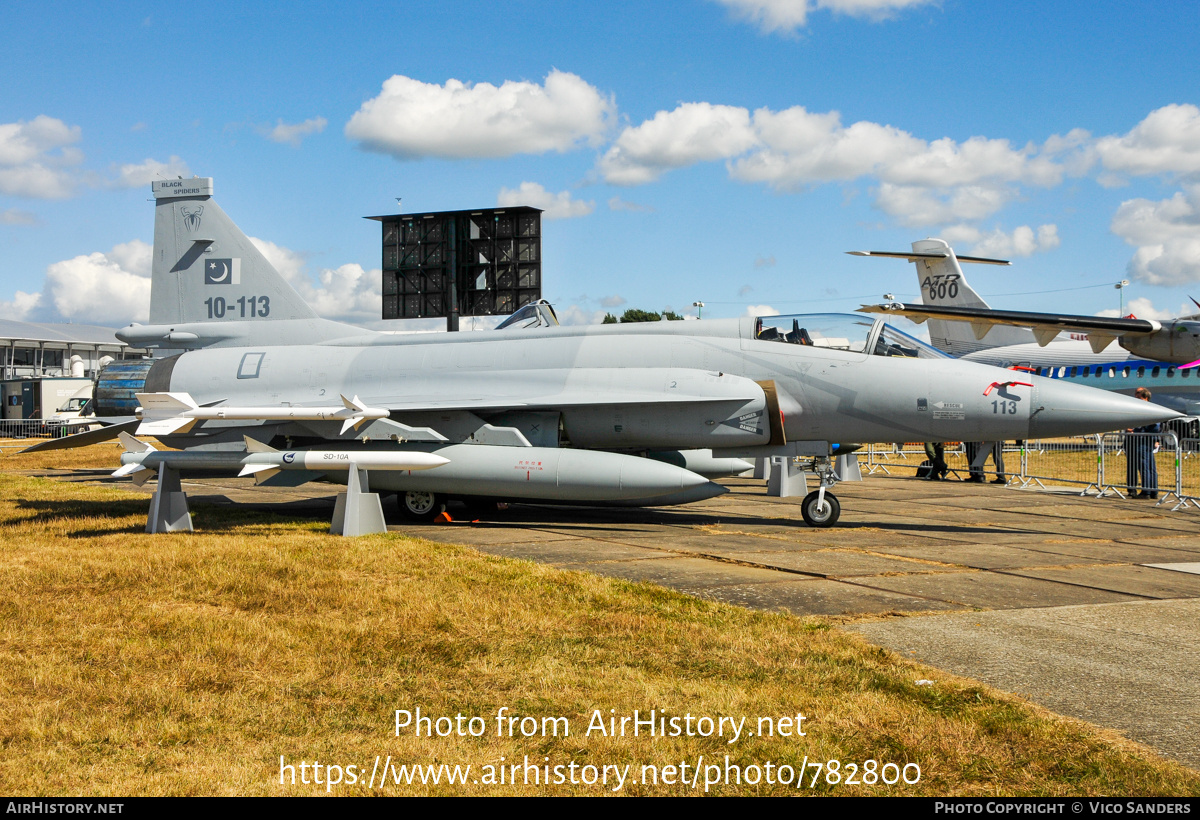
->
[[1126, 240, 1200, 287], [745, 303, 780, 316], [303, 263, 382, 320], [108, 239, 153, 276], [937, 224, 1059, 258], [1095, 104, 1200, 180], [600, 294, 627, 308], [0, 116, 82, 199], [713, 0, 932, 34], [1110, 187, 1200, 247], [263, 117, 327, 146], [599, 101, 1062, 226], [0, 290, 42, 321], [497, 181, 594, 219], [873, 183, 1015, 227], [735, 107, 1060, 191], [607, 196, 653, 212], [738, 284, 754, 296], [1111, 186, 1200, 286], [554, 304, 610, 325], [1096, 297, 1192, 322], [754, 255, 776, 268], [249, 237, 381, 322], [599, 103, 757, 185], [110, 156, 191, 188], [43, 240, 153, 324], [346, 70, 614, 160], [0, 208, 38, 226]]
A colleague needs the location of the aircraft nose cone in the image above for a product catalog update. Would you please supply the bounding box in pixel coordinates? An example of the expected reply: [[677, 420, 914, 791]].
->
[[1029, 379, 1181, 438]]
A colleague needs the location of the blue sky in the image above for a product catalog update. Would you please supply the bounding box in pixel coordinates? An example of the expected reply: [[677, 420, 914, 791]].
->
[[2, 0, 1199, 330]]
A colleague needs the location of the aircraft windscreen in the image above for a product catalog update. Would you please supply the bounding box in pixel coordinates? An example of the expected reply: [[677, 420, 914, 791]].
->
[[752, 313, 949, 359], [753, 314, 876, 352], [872, 323, 950, 359]]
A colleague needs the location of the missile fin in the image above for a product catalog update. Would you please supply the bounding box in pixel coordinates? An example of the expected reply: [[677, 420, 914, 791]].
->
[[118, 431, 157, 453], [243, 436, 277, 453], [136, 391, 200, 415], [136, 417, 197, 436]]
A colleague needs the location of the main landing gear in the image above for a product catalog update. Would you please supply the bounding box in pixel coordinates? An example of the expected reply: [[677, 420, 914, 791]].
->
[[396, 490, 445, 522]]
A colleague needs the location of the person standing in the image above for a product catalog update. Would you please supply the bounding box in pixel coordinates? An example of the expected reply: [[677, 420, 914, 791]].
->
[[923, 441, 948, 480], [1125, 387, 1161, 499], [965, 440, 1006, 483]]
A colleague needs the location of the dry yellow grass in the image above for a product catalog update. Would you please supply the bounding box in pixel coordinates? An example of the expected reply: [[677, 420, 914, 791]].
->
[[0, 460, 1197, 795]]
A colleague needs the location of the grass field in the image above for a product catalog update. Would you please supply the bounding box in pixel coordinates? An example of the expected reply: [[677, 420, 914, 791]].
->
[[1, 445, 1197, 795]]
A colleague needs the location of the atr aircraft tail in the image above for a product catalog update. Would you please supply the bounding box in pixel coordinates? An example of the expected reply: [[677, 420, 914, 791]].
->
[[150, 178, 317, 325], [907, 238, 1035, 356]]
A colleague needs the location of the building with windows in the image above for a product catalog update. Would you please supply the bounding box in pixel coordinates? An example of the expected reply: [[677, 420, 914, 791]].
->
[[0, 320, 146, 421]]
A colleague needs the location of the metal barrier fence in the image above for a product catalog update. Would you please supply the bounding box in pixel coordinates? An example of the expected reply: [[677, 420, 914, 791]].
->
[[1181, 439, 1200, 509], [865, 442, 1019, 483], [0, 419, 53, 439], [865, 434, 1199, 511]]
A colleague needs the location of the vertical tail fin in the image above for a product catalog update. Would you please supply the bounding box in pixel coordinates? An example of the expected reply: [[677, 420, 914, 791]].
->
[[150, 178, 316, 324], [909, 238, 1034, 355]]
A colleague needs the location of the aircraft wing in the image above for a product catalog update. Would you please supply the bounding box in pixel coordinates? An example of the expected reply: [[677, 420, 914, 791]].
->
[[858, 302, 1161, 351], [371, 368, 765, 412]]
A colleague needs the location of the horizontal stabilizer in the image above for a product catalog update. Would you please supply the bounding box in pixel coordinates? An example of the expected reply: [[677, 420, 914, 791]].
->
[[848, 250, 1011, 266], [18, 419, 138, 453]]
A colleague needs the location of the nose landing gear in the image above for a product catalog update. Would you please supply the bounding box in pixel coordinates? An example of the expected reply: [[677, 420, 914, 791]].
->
[[801, 456, 841, 527]]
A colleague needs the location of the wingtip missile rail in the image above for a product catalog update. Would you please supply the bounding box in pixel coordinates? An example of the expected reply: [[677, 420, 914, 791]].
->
[[134, 391, 391, 436]]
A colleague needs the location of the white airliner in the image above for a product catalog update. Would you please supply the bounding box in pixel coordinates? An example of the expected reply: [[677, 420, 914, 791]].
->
[[854, 239, 1200, 417]]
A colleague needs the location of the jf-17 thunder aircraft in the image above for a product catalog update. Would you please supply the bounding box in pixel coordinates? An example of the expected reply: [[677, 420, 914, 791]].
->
[[33, 179, 1177, 534], [855, 239, 1200, 416]]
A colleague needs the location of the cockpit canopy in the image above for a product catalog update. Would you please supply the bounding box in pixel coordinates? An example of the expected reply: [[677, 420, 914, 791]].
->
[[752, 313, 949, 359]]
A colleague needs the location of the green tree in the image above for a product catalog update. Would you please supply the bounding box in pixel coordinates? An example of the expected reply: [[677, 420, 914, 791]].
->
[[620, 308, 661, 323]]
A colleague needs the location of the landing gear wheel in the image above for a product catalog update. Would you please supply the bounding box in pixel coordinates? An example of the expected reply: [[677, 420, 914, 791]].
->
[[801, 490, 840, 527], [398, 490, 445, 522]]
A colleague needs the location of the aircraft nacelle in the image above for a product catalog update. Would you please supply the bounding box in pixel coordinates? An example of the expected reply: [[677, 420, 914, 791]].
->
[[1119, 321, 1200, 364]]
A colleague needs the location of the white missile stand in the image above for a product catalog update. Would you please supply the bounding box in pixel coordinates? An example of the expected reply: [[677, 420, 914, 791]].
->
[[330, 463, 387, 536], [147, 463, 193, 533]]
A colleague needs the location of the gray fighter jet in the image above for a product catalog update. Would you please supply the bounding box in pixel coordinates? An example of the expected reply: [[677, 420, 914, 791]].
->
[[46, 178, 1179, 532]]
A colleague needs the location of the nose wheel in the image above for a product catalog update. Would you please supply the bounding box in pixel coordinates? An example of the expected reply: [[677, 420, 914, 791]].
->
[[801, 489, 840, 527], [801, 455, 841, 527]]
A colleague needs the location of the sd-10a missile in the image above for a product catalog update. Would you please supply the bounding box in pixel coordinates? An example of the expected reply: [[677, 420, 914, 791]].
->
[[135, 391, 390, 436], [113, 433, 449, 485], [113, 434, 724, 506]]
